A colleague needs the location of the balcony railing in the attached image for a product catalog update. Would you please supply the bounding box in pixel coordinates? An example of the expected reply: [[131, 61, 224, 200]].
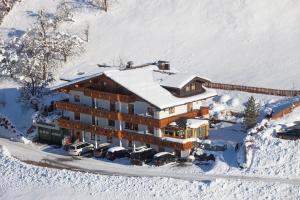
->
[[55, 101, 206, 129], [74, 88, 137, 103], [55, 101, 160, 127], [57, 118, 194, 150]]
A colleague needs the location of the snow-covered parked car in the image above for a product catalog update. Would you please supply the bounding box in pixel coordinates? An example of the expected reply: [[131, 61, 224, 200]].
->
[[94, 143, 111, 158], [68, 142, 94, 156], [106, 146, 130, 161], [153, 152, 176, 166], [194, 153, 215, 162], [130, 148, 157, 165], [277, 128, 300, 140]]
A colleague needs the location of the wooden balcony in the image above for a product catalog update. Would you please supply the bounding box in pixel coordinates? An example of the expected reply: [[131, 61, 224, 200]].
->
[[55, 101, 206, 128], [73, 88, 137, 103], [57, 118, 194, 150], [55, 101, 160, 127]]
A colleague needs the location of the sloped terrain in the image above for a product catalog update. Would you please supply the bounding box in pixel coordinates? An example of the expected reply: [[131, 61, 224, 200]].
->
[[2, 0, 300, 88]]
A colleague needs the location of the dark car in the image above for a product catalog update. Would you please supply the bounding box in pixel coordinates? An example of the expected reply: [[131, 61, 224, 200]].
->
[[194, 153, 215, 162], [130, 148, 157, 165], [277, 129, 300, 140], [94, 143, 111, 158], [106, 146, 130, 161], [153, 152, 176, 166]]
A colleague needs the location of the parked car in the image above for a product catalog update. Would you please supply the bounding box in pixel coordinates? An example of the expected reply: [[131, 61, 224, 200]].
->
[[129, 146, 148, 153], [194, 153, 215, 162], [68, 142, 94, 156], [130, 148, 157, 165], [153, 152, 176, 166], [106, 146, 130, 161], [94, 143, 111, 158], [277, 129, 300, 140]]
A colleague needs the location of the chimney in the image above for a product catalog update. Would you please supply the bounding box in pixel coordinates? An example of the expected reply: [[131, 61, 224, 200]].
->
[[126, 61, 134, 69], [157, 60, 170, 70]]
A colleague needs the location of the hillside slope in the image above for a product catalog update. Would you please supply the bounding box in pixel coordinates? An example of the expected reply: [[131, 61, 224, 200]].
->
[[2, 0, 300, 89]]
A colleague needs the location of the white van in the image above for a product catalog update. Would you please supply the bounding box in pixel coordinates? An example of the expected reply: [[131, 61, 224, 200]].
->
[[68, 142, 94, 156]]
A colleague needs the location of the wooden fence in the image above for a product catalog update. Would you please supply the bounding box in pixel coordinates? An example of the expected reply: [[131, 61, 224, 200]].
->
[[270, 102, 300, 120], [203, 82, 300, 97]]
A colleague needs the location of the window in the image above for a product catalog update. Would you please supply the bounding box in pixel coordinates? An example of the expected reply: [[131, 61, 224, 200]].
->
[[108, 120, 115, 127], [107, 136, 112, 143], [187, 103, 193, 112], [147, 126, 154, 135], [110, 101, 116, 112], [185, 85, 190, 92], [74, 95, 80, 102], [92, 98, 96, 107], [168, 107, 175, 114], [74, 112, 80, 121], [128, 140, 132, 148], [164, 128, 174, 137], [186, 129, 193, 138], [147, 107, 154, 116], [191, 83, 196, 91], [91, 133, 95, 140], [92, 116, 95, 125], [175, 130, 185, 138], [101, 81, 107, 90], [128, 104, 134, 114], [125, 122, 138, 131]]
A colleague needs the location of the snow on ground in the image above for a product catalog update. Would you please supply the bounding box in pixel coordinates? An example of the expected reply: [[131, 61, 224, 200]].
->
[[0, 145, 300, 200], [0, 78, 34, 132], [1, 0, 300, 199], [246, 107, 300, 178], [1, 0, 300, 89]]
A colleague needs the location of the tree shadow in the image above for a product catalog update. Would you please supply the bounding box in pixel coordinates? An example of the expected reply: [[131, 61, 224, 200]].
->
[[0, 27, 26, 38]]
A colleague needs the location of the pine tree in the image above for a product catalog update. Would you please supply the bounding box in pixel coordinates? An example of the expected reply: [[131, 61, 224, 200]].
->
[[243, 96, 260, 131]]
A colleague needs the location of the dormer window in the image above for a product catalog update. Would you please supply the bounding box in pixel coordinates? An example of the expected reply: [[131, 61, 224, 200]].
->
[[185, 85, 190, 92], [191, 83, 196, 91]]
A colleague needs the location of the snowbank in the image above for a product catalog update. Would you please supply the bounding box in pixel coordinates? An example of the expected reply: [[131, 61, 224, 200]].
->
[[245, 108, 300, 178], [0, 145, 299, 200]]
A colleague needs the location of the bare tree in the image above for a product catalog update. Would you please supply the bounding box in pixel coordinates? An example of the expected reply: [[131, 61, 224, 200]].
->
[[0, 8, 85, 101], [84, 23, 89, 42], [57, 0, 74, 21], [57, 33, 84, 62], [90, 0, 115, 12]]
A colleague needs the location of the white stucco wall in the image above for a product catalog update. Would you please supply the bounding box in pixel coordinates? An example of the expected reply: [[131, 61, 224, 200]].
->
[[96, 99, 110, 110], [69, 90, 92, 106], [80, 113, 92, 124], [96, 117, 107, 126], [158, 104, 187, 119]]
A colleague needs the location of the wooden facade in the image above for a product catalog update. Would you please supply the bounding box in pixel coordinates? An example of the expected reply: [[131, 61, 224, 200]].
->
[[162, 77, 207, 98], [57, 118, 194, 150], [55, 100, 207, 128], [54, 72, 212, 152]]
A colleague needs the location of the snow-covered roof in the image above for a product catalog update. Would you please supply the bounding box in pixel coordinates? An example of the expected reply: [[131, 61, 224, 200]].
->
[[59, 62, 118, 81], [51, 72, 103, 91], [159, 73, 197, 88], [162, 137, 198, 144], [104, 66, 217, 109], [154, 152, 173, 157], [108, 146, 126, 152], [186, 119, 209, 128], [53, 64, 216, 109]]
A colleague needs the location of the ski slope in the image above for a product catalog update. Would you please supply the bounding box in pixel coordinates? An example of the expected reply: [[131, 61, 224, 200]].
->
[[1, 0, 300, 89]]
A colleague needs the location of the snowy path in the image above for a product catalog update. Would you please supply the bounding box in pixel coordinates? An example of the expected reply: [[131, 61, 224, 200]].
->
[[0, 138, 300, 186]]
